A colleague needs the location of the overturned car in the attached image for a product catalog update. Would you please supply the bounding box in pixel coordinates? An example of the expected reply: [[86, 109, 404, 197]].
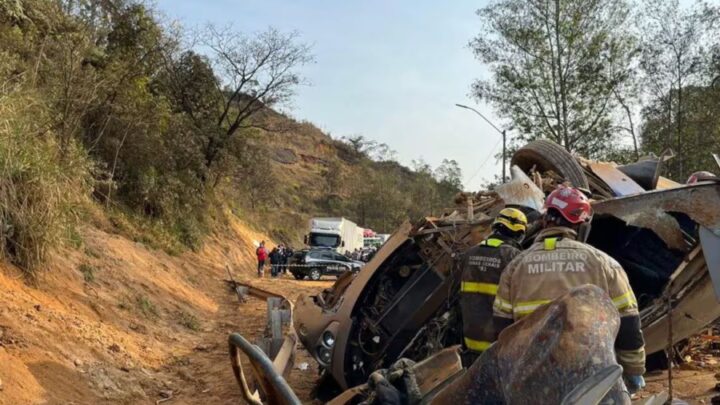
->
[[293, 139, 720, 391]]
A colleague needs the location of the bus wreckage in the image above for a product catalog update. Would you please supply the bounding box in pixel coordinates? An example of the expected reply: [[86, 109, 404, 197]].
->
[[229, 140, 720, 404]]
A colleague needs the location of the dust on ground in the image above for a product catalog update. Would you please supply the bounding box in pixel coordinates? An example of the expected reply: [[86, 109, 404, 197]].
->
[[640, 332, 720, 404], [640, 368, 720, 404], [0, 215, 332, 405]]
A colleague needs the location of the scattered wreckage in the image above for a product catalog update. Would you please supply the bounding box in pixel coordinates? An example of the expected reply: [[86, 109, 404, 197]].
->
[[229, 139, 720, 403]]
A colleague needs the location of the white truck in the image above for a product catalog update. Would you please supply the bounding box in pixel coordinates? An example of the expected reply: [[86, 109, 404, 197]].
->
[[306, 217, 364, 254]]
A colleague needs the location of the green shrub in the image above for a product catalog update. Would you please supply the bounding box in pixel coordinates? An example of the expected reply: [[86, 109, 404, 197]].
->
[[136, 295, 158, 318], [67, 227, 84, 250], [78, 263, 96, 282]]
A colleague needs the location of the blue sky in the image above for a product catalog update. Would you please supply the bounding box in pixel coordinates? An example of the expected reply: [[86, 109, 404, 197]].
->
[[156, 0, 501, 190]]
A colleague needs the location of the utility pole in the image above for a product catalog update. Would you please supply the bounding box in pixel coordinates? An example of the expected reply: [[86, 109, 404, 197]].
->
[[455, 103, 507, 183]]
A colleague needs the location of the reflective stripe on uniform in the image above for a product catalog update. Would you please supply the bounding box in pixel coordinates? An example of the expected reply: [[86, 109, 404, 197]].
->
[[481, 238, 504, 248], [544, 237, 557, 251], [464, 337, 492, 352], [612, 291, 638, 310], [461, 281, 498, 295], [513, 299, 551, 317], [493, 296, 513, 314]]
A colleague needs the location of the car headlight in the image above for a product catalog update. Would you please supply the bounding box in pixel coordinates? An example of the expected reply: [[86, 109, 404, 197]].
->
[[317, 346, 332, 364], [322, 331, 335, 347]]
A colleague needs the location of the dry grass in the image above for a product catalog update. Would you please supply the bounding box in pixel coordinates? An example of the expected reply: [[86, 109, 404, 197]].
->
[[0, 92, 91, 274]]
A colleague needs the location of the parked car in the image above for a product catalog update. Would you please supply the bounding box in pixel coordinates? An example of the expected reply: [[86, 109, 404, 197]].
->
[[289, 249, 364, 280], [293, 140, 720, 390]]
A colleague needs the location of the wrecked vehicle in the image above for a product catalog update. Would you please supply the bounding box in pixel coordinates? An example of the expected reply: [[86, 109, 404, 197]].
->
[[293, 139, 720, 391], [233, 287, 645, 405]]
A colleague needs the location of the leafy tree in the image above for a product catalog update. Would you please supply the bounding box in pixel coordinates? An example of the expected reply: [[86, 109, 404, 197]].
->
[[409, 158, 443, 217], [638, 0, 720, 179], [342, 135, 373, 154], [411, 158, 433, 176], [642, 85, 720, 179], [157, 51, 219, 129], [435, 159, 463, 190], [471, 0, 637, 157], [346, 162, 408, 233], [339, 135, 397, 161], [369, 142, 397, 162]]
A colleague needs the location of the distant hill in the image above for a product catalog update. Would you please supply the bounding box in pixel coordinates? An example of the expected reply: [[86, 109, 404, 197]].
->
[[234, 109, 461, 246]]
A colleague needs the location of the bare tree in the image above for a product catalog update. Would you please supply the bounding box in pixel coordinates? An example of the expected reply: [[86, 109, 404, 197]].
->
[[200, 26, 313, 170]]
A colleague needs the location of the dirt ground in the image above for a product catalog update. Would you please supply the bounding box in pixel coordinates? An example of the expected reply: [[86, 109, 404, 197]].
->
[[1, 215, 720, 404], [641, 368, 720, 404], [0, 215, 333, 405]]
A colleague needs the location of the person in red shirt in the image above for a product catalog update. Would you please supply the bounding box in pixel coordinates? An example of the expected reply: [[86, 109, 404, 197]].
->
[[256, 241, 268, 277]]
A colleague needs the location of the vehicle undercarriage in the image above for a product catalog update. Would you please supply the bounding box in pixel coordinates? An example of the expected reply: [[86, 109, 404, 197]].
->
[[230, 139, 720, 403], [294, 140, 720, 391]]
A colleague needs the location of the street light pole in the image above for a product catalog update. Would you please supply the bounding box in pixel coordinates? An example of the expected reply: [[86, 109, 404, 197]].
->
[[501, 129, 506, 183], [455, 103, 507, 183]]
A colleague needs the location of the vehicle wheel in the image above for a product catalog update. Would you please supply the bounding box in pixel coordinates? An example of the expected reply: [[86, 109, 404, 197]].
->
[[293, 273, 303, 280], [309, 268, 322, 281], [511, 139, 589, 189]]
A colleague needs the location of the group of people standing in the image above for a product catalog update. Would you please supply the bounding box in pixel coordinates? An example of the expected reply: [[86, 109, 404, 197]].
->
[[347, 247, 377, 262], [255, 241, 294, 278], [457, 185, 646, 394]]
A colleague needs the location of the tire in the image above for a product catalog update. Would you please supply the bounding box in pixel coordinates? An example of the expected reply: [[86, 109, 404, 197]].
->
[[309, 268, 322, 281], [293, 273, 303, 280], [511, 139, 589, 189]]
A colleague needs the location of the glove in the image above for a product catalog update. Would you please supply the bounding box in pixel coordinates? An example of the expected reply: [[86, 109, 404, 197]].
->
[[625, 375, 646, 394]]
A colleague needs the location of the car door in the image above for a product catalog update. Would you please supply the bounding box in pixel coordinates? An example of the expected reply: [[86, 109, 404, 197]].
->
[[313, 250, 336, 274], [330, 252, 353, 274], [318, 251, 344, 275]]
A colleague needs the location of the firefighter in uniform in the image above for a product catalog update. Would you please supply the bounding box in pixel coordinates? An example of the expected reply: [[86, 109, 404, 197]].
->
[[493, 185, 647, 393], [459, 207, 527, 365]]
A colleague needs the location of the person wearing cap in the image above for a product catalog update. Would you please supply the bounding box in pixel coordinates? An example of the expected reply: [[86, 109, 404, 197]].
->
[[458, 207, 527, 365], [493, 185, 646, 393]]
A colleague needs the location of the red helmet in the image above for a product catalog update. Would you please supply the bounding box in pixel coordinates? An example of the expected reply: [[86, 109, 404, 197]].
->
[[544, 185, 592, 224], [687, 171, 717, 184]]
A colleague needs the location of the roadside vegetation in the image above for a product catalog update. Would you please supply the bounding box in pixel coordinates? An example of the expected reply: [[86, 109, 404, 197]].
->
[[473, 0, 720, 179], [0, 0, 462, 276], [0, 87, 91, 271], [6, 0, 717, 277]]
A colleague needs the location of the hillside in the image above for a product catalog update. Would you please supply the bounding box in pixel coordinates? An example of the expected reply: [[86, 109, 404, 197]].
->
[[236, 110, 461, 246], [0, 0, 463, 276], [0, 3, 462, 401], [0, 212, 330, 404]]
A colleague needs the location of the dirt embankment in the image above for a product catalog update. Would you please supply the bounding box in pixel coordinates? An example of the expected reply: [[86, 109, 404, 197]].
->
[[0, 215, 330, 405]]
